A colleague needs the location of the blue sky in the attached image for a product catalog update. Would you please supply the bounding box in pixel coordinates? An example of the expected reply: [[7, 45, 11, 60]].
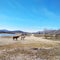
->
[[0, 0, 60, 32]]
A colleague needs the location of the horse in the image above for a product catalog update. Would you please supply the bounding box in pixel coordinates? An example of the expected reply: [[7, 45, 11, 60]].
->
[[13, 36, 20, 40], [20, 34, 26, 40]]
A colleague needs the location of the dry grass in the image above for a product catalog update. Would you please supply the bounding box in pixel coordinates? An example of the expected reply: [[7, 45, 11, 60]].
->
[[0, 35, 60, 60], [0, 41, 59, 50], [0, 43, 57, 60]]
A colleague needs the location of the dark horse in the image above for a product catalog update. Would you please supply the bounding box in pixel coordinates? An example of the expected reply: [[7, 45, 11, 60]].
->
[[13, 36, 20, 40]]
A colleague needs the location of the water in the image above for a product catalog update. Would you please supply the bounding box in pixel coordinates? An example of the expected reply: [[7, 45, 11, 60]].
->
[[0, 33, 16, 36]]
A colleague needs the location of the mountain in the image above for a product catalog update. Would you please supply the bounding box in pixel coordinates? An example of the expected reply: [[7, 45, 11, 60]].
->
[[0, 29, 9, 33], [35, 29, 60, 34], [10, 30, 25, 33], [54, 29, 60, 34], [42, 30, 56, 34], [34, 31, 43, 34], [0, 29, 60, 34], [0, 29, 25, 34]]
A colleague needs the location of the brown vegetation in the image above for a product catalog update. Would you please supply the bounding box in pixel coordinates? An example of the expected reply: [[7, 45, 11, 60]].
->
[[0, 35, 60, 60]]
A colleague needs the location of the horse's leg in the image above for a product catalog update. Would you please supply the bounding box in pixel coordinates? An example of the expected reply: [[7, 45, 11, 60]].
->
[[21, 36, 22, 40], [21, 37, 22, 40], [16, 38, 17, 40], [21, 37, 24, 40], [22, 37, 24, 40], [13, 37, 14, 40], [22, 38, 23, 40], [23, 36, 25, 40], [23, 37, 24, 40]]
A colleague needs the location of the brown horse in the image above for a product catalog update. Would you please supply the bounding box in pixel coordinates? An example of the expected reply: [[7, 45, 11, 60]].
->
[[13, 36, 20, 40]]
